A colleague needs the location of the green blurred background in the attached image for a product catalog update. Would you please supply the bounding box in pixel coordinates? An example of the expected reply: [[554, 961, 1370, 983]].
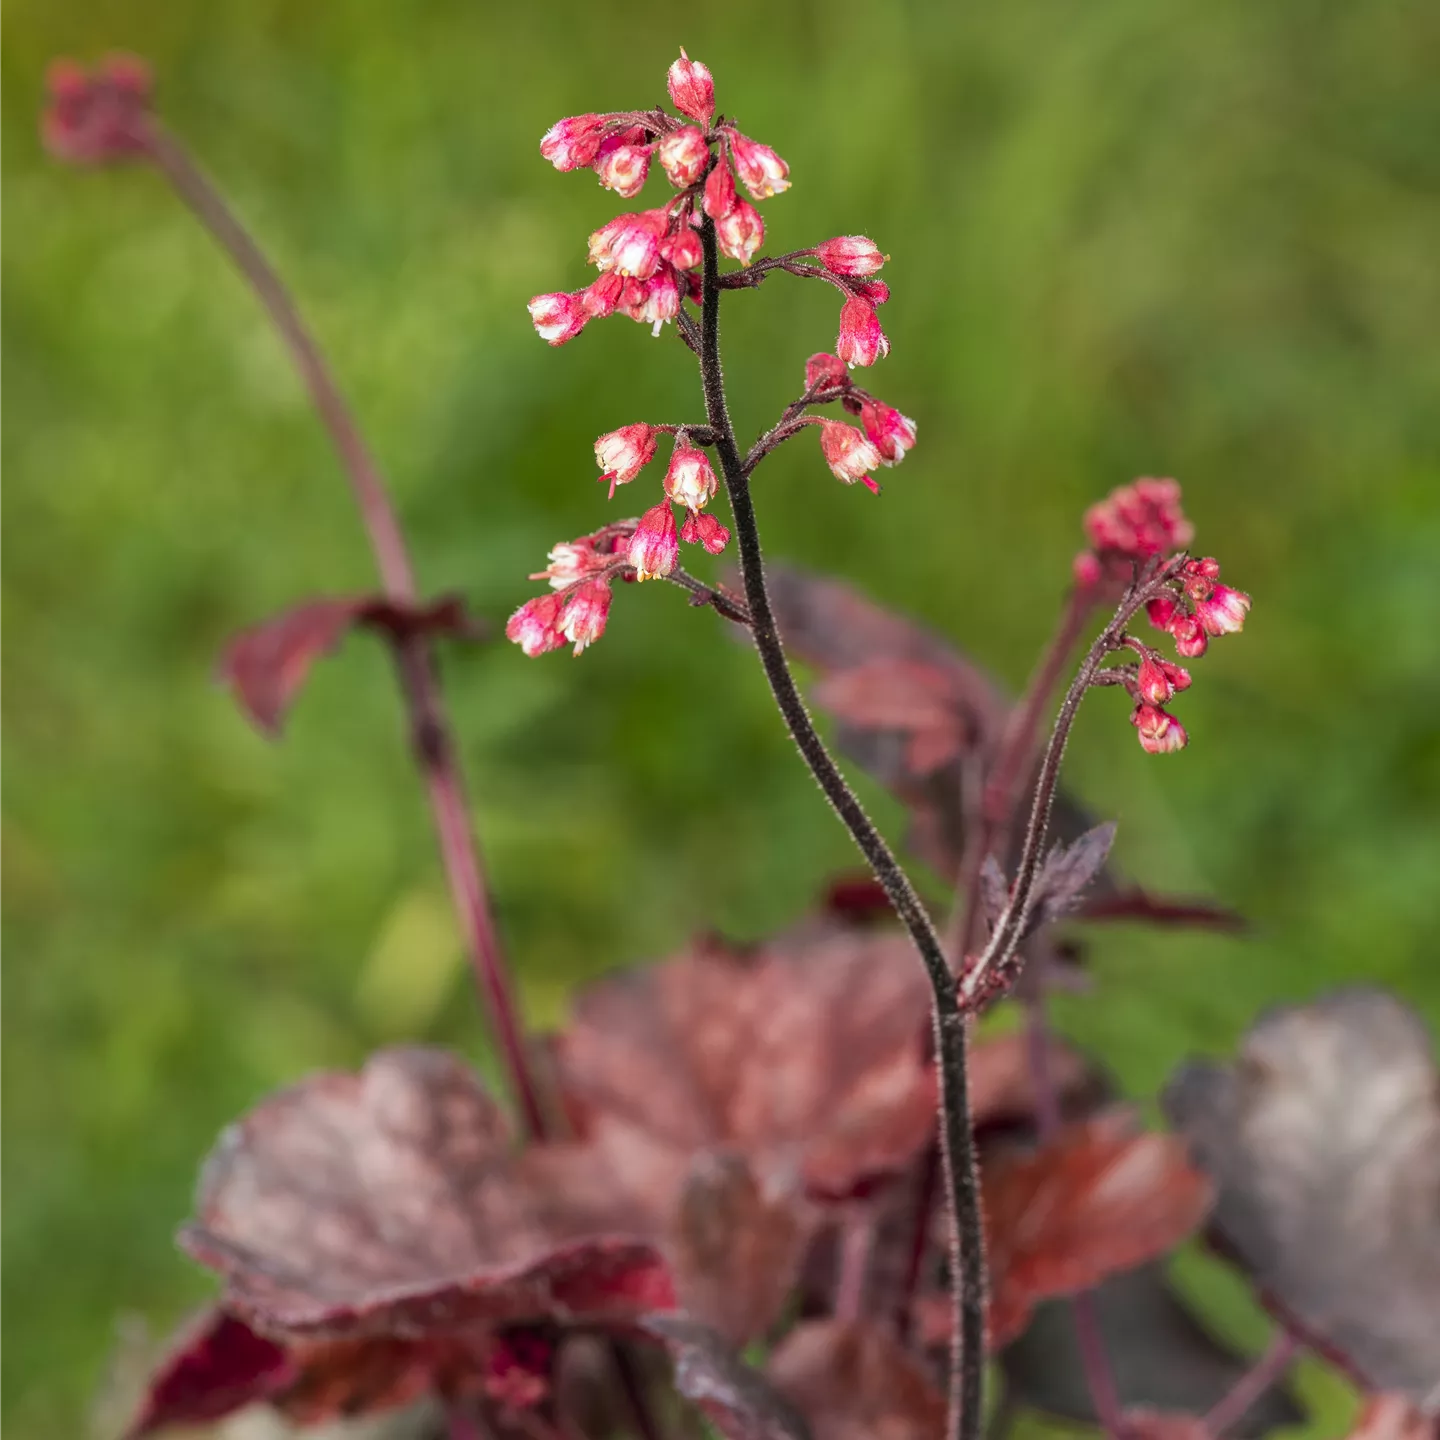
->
[[4, 0, 1439, 1434]]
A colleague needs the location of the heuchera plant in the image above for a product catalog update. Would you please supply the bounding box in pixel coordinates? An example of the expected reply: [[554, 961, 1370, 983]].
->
[[46, 49, 1440, 1440]]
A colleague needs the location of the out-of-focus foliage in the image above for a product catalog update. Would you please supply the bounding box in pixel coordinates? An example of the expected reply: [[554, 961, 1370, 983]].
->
[[3, 0, 1437, 1434]]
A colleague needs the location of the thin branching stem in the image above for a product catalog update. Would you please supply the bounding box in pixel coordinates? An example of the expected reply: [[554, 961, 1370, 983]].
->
[[696, 214, 985, 1440], [1203, 1330, 1301, 1437], [143, 122, 550, 1141]]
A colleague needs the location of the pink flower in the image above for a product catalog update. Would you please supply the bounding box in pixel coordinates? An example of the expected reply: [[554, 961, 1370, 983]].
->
[[1169, 614, 1209, 659], [660, 227, 703, 271], [627, 503, 679, 580], [582, 271, 627, 317], [1195, 584, 1251, 636], [819, 421, 883, 486], [560, 581, 612, 656], [657, 126, 710, 188], [1132, 703, 1189, 754], [595, 424, 658, 495], [1073, 551, 1104, 589], [727, 132, 790, 198], [588, 210, 668, 276], [703, 159, 738, 220], [717, 200, 764, 264], [805, 353, 850, 392], [663, 443, 718, 511], [625, 267, 681, 332], [1146, 594, 1179, 631], [836, 297, 890, 367], [814, 236, 886, 277], [596, 142, 652, 199], [506, 594, 567, 657], [539, 114, 605, 172], [1083, 478, 1194, 560], [681, 511, 731, 554], [42, 55, 153, 165], [860, 400, 917, 464], [527, 291, 589, 346], [533, 541, 594, 588], [667, 51, 715, 126]]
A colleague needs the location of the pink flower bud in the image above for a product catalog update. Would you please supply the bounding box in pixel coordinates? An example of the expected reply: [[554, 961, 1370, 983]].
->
[[667, 51, 715, 126], [527, 291, 589, 346], [682, 511, 731, 554], [1132, 703, 1189, 754], [805, 353, 850, 391], [539, 114, 605, 172], [659, 227, 703, 271], [727, 131, 790, 199], [596, 142, 652, 199], [628, 503, 679, 580], [1073, 551, 1104, 589], [814, 236, 886, 278], [854, 279, 891, 306], [611, 222, 662, 279], [560, 580, 612, 656], [595, 424, 658, 495], [1185, 557, 1223, 580], [1146, 595, 1179, 631], [664, 443, 718, 511], [860, 400, 917, 464], [819, 421, 884, 486], [588, 210, 668, 275], [506, 594, 567, 657], [657, 126, 710, 188], [43, 55, 153, 165], [1136, 655, 1176, 705], [703, 159, 738, 220], [582, 271, 627, 318], [626, 267, 681, 332], [717, 200, 764, 264], [1084, 478, 1193, 559], [1194, 584, 1251, 636], [836, 297, 890, 367], [536, 541, 594, 588], [1168, 613, 1209, 658]]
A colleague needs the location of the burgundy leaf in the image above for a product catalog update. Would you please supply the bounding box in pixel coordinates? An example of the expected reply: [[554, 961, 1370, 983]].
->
[[1076, 890, 1247, 932], [948, 1109, 1212, 1349], [181, 1047, 674, 1341], [671, 1150, 810, 1347], [642, 1315, 811, 1440], [544, 927, 939, 1208], [1032, 822, 1118, 928], [220, 592, 480, 735], [1001, 1264, 1306, 1435], [768, 1320, 944, 1440], [127, 1308, 292, 1437], [1163, 988, 1440, 1409]]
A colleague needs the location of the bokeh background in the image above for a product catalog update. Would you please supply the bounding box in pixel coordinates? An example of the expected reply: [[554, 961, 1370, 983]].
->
[[5, 1, 1439, 1435]]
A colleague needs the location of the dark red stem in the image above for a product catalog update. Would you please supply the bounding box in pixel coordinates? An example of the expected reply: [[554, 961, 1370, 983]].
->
[[142, 122, 549, 1140]]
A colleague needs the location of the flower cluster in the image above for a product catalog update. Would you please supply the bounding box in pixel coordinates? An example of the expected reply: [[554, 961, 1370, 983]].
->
[[42, 54, 154, 165], [529, 51, 792, 347], [505, 524, 635, 657], [1079, 482, 1250, 753], [801, 351, 916, 493]]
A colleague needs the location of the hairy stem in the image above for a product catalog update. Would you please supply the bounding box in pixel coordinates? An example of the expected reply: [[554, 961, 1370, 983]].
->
[[144, 122, 549, 1140], [697, 216, 985, 1440]]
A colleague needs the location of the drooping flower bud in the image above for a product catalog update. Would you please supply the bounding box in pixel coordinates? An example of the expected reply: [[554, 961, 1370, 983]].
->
[[819, 421, 883, 487], [667, 51, 715, 126], [805, 353, 850, 392], [1073, 551, 1104, 589], [539, 114, 606, 172], [595, 424, 658, 496], [596, 141, 652, 199], [703, 158, 738, 219], [663, 443, 718, 511], [43, 55, 153, 165], [1194, 584, 1251, 636], [534, 541, 594, 589], [1168, 613, 1209, 658], [627, 267, 682, 333], [628, 503, 679, 580], [527, 291, 589, 346], [1136, 655, 1176, 705], [506, 594, 567, 656], [860, 400, 917, 464], [853, 279, 890, 306], [813, 236, 886, 277], [717, 200, 764, 264], [659, 227, 703, 271], [582, 271, 627, 318], [588, 210, 668, 276], [836, 297, 890, 367], [560, 580, 613, 656], [1132, 702, 1189, 754], [1146, 594, 1179, 631], [727, 132, 790, 198], [657, 126, 710, 188], [681, 511, 731, 554]]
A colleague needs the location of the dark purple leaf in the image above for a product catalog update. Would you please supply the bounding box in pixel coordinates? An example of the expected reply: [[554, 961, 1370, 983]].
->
[[181, 1047, 675, 1341], [1075, 889, 1247, 932], [1163, 988, 1440, 1409], [1033, 822, 1118, 928]]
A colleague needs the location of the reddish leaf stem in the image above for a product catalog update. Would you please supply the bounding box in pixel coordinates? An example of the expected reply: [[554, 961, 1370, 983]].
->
[[1202, 1330, 1301, 1437], [1023, 995, 1124, 1438], [834, 1216, 874, 1322], [142, 122, 549, 1141], [697, 213, 985, 1440]]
